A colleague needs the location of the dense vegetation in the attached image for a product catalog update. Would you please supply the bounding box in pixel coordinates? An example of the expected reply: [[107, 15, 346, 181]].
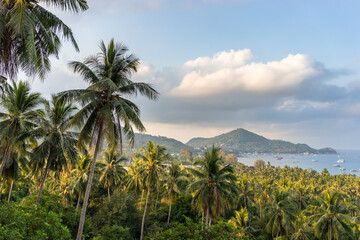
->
[[187, 128, 337, 154], [0, 139, 360, 239]]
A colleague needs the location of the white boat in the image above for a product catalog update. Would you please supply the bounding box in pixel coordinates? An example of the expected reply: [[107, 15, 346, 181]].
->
[[339, 167, 346, 171], [312, 159, 318, 162], [350, 169, 358, 172], [337, 159, 344, 163], [333, 164, 340, 167]]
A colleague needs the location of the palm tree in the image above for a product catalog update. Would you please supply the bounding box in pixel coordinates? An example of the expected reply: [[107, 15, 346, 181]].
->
[[255, 179, 272, 218], [311, 191, 353, 240], [0, 0, 88, 79], [164, 163, 184, 223], [60, 39, 159, 240], [98, 148, 127, 201], [127, 159, 145, 210], [0, 81, 42, 181], [291, 211, 314, 240], [265, 189, 296, 239], [70, 153, 92, 215], [28, 95, 78, 206], [136, 141, 170, 240], [228, 208, 256, 239], [237, 175, 254, 210], [187, 145, 238, 229]]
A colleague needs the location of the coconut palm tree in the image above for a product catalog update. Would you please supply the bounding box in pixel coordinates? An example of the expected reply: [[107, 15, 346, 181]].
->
[[291, 211, 314, 240], [135, 141, 170, 240], [0, 0, 88, 79], [265, 189, 296, 239], [70, 153, 92, 215], [164, 163, 184, 223], [98, 148, 127, 201], [187, 145, 238, 229], [27, 95, 78, 206], [228, 208, 256, 239], [127, 159, 145, 210], [237, 175, 254, 209], [0, 81, 42, 181], [311, 191, 353, 240], [60, 39, 159, 240]]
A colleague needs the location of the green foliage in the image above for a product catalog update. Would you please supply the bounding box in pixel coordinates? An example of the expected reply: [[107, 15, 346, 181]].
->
[[92, 226, 133, 240], [149, 217, 247, 240], [20, 191, 89, 239], [0, 203, 71, 240], [91, 191, 141, 238]]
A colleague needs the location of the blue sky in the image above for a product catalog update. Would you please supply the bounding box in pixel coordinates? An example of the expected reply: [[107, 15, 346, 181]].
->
[[32, 0, 360, 150]]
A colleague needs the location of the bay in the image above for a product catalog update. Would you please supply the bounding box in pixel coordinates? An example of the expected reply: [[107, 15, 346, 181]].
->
[[237, 150, 360, 176]]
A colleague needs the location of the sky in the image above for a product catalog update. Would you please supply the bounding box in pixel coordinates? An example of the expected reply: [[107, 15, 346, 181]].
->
[[30, 0, 360, 150]]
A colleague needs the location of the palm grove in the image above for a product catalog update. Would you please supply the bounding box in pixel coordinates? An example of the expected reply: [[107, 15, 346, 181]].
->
[[1, 0, 360, 240]]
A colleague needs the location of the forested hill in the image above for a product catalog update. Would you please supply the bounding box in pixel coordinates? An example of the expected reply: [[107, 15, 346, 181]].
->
[[126, 133, 196, 153], [186, 128, 337, 154]]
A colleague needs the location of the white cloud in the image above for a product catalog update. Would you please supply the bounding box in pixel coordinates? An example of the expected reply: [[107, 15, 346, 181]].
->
[[171, 50, 322, 97]]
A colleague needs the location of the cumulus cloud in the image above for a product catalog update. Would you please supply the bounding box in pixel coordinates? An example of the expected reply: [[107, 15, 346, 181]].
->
[[171, 50, 323, 97]]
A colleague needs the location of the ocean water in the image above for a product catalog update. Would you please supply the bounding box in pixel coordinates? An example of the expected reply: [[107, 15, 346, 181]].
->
[[237, 150, 360, 176]]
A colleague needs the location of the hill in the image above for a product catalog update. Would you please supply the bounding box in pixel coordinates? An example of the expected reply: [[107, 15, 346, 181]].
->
[[124, 133, 196, 153], [186, 128, 337, 154]]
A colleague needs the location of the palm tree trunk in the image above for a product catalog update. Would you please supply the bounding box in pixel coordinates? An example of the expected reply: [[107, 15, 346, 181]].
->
[[167, 196, 172, 224], [0, 144, 10, 180], [76, 124, 103, 240], [117, 117, 123, 154], [36, 152, 53, 206], [209, 217, 212, 227], [206, 206, 209, 229], [7, 180, 13, 202], [0, 178, 5, 199], [75, 189, 81, 216], [107, 185, 111, 201], [140, 189, 144, 210], [140, 187, 151, 240], [155, 190, 159, 208], [201, 210, 204, 230]]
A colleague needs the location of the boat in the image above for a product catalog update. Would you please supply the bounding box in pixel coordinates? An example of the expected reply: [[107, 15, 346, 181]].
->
[[276, 157, 283, 160], [332, 164, 340, 167], [339, 167, 346, 171], [312, 159, 318, 162], [337, 159, 344, 163], [350, 169, 358, 172]]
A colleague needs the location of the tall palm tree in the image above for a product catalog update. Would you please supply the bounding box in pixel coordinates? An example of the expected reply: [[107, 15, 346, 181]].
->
[[291, 211, 314, 240], [265, 189, 296, 239], [127, 159, 145, 210], [98, 148, 127, 201], [136, 141, 170, 240], [70, 153, 92, 215], [28, 95, 78, 206], [0, 81, 42, 181], [0, 0, 88, 79], [311, 191, 353, 240], [237, 175, 254, 210], [187, 145, 238, 229], [164, 163, 184, 223], [60, 39, 159, 240], [228, 208, 256, 239]]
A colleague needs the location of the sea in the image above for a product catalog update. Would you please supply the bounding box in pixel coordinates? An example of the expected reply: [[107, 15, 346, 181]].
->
[[237, 150, 360, 176]]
